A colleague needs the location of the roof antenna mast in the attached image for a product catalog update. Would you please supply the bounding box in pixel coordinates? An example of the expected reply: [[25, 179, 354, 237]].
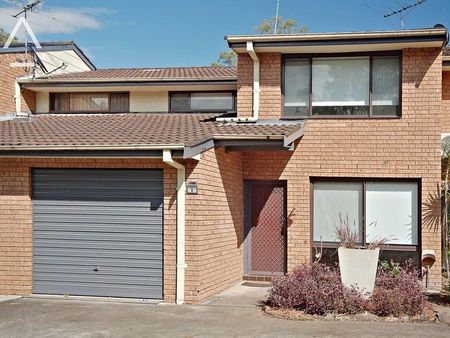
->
[[274, 0, 280, 34], [384, 0, 428, 29], [12, 0, 41, 61]]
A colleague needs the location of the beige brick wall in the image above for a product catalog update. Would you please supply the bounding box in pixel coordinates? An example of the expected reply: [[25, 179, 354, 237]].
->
[[185, 148, 243, 303], [0, 158, 177, 301], [0, 153, 244, 303], [241, 48, 443, 289], [443, 72, 450, 132], [237, 54, 253, 118], [237, 53, 283, 119], [0, 53, 36, 115]]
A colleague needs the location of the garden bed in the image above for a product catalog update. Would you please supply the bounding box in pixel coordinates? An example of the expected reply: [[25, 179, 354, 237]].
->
[[262, 305, 437, 323], [264, 261, 438, 322]]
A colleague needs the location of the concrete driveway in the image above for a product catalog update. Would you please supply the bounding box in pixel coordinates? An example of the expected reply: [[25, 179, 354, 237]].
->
[[0, 283, 449, 337]]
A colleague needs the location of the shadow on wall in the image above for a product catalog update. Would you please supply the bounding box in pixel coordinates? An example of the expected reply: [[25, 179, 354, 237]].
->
[[422, 182, 441, 232], [216, 148, 244, 250], [404, 49, 440, 89]]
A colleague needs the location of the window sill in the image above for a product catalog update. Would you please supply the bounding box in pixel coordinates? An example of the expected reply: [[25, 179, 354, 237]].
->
[[313, 242, 418, 252], [281, 115, 401, 120]]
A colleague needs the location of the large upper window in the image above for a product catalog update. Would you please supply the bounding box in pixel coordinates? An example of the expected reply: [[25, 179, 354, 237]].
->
[[283, 54, 401, 118], [50, 92, 129, 113], [169, 92, 236, 112], [312, 179, 419, 265]]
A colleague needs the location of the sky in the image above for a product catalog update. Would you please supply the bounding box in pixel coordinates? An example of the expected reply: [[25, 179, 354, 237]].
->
[[0, 0, 449, 68]]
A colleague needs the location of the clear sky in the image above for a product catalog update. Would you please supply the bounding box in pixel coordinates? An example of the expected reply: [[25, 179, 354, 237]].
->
[[0, 0, 449, 68]]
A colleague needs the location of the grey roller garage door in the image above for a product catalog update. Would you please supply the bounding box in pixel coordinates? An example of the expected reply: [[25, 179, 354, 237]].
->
[[32, 169, 163, 299]]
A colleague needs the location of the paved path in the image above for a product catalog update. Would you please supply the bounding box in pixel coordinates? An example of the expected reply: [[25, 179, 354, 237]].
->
[[0, 284, 449, 337]]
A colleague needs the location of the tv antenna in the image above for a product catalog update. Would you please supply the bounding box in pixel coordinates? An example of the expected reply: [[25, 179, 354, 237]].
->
[[384, 0, 428, 29], [5, 0, 41, 73], [274, 0, 280, 34]]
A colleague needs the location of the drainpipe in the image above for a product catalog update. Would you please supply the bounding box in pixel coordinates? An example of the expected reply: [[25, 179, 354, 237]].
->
[[217, 40, 259, 123], [14, 81, 21, 116], [162, 149, 186, 305]]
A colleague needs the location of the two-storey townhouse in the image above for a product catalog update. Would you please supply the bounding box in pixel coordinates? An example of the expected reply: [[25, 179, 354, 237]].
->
[[0, 26, 448, 304]]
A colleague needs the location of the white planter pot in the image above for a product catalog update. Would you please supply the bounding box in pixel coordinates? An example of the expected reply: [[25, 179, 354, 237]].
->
[[338, 247, 380, 296]]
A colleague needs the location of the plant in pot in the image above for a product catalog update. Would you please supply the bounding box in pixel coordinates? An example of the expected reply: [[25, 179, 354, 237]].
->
[[336, 216, 388, 296]]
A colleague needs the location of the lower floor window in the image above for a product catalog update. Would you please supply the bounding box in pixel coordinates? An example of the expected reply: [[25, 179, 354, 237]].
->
[[312, 179, 420, 265]]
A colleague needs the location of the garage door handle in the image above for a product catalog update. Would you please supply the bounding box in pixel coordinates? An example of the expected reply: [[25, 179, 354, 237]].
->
[[93, 266, 99, 272]]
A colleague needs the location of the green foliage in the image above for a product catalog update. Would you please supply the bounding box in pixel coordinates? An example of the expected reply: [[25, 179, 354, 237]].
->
[[255, 16, 308, 34], [0, 27, 18, 46], [378, 260, 401, 276], [443, 279, 450, 293], [211, 50, 237, 67], [212, 16, 308, 67]]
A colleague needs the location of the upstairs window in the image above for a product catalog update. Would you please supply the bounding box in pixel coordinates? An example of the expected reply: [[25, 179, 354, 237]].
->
[[49, 92, 129, 113], [169, 92, 236, 112], [283, 53, 401, 118]]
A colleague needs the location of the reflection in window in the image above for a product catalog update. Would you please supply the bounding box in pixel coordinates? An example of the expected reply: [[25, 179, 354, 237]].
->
[[283, 54, 401, 118]]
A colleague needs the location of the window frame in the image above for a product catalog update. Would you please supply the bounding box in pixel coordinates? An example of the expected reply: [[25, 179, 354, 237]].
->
[[281, 51, 402, 119], [49, 92, 130, 113], [168, 91, 237, 113], [309, 177, 421, 264]]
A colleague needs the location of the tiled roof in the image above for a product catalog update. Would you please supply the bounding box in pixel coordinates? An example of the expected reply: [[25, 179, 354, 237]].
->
[[39, 67, 237, 81], [444, 48, 450, 57], [0, 113, 303, 150]]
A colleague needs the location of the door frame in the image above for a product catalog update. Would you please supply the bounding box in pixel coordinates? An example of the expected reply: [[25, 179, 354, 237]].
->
[[243, 179, 288, 276]]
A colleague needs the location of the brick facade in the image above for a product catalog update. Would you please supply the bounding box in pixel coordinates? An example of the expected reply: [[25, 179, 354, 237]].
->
[[240, 48, 443, 288], [443, 71, 450, 132], [185, 148, 243, 302], [0, 45, 445, 300], [0, 53, 36, 115], [0, 158, 177, 301], [0, 151, 243, 303]]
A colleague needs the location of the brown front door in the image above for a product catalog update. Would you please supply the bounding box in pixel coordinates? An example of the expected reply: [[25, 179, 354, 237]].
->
[[244, 180, 287, 276]]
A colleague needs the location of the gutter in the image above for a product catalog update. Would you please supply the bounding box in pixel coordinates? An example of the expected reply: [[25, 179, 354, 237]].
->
[[162, 150, 186, 305], [0, 144, 185, 151], [225, 28, 448, 43], [183, 130, 305, 158], [217, 41, 259, 123]]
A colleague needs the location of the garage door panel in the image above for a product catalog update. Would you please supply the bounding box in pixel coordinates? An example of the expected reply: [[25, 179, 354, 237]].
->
[[33, 169, 164, 299], [34, 247, 163, 260], [33, 224, 163, 234], [34, 239, 162, 251], [34, 213, 162, 224], [34, 205, 162, 217], [34, 231, 163, 242], [33, 282, 162, 299], [34, 256, 163, 269], [34, 200, 160, 208], [34, 272, 162, 285], [34, 264, 163, 277]]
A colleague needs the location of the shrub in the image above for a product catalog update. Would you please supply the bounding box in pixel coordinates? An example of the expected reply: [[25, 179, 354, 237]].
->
[[370, 261, 426, 317], [266, 261, 426, 317], [267, 262, 366, 315]]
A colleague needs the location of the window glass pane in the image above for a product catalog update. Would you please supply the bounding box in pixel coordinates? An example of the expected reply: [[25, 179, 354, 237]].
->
[[365, 182, 418, 245], [170, 93, 190, 111], [313, 182, 362, 242], [110, 93, 129, 112], [190, 92, 233, 111], [50, 93, 68, 112], [372, 57, 400, 116], [318, 248, 419, 268], [70, 93, 109, 112], [284, 58, 310, 117], [312, 57, 370, 116]]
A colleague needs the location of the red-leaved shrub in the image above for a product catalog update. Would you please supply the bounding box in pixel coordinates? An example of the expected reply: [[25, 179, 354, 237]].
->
[[266, 261, 426, 317], [369, 262, 426, 317], [267, 263, 366, 315]]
